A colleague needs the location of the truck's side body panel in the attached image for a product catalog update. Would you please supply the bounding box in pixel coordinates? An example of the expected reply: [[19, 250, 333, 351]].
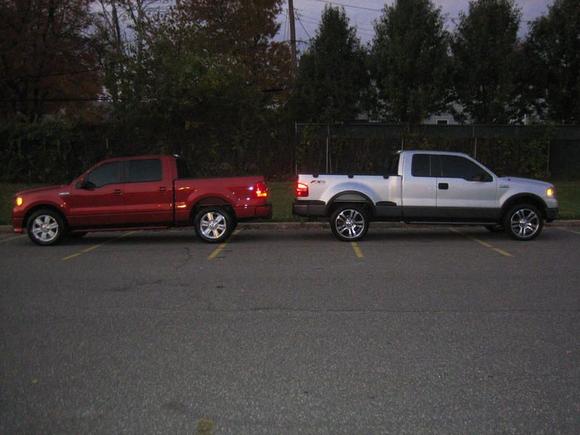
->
[[293, 150, 559, 225], [12, 155, 272, 234]]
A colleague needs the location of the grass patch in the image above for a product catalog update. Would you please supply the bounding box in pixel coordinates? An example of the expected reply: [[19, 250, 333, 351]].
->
[[554, 181, 580, 219], [268, 181, 296, 221], [1, 180, 578, 225]]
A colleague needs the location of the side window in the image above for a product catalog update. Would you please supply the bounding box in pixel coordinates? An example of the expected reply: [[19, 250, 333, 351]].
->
[[411, 154, 430, 177], [125, 159, 162, 183], [440, 156, 487, 180], [85, 162, 122, 188]]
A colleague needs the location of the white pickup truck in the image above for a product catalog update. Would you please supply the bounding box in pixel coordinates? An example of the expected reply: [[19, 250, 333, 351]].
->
[[293, 150, 559, 241]]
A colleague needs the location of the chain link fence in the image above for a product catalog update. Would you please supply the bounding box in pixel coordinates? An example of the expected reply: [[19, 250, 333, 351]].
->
[[295, 123, 580, 180], [1, 121, 578, 183]]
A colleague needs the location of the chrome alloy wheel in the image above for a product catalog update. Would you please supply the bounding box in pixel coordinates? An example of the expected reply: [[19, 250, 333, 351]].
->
[[335, 209, 365, 239], [31, 214, 60, 243], [199, 211, 227, 240], [510, 208, 540, 239]]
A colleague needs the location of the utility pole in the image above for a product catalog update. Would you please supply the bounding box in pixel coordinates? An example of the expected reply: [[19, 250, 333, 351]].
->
[[288, 0, 297, 76]]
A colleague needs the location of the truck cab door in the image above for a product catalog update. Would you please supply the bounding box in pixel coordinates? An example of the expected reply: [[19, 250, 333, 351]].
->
[[66, 161, 126, 227], [402, 153, 438, 219], [435, 155, 499, 220], [121, 158, 173, 225]]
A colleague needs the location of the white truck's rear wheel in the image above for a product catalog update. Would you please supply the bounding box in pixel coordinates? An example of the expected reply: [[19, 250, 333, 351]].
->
[[330, 205, 369, 242]]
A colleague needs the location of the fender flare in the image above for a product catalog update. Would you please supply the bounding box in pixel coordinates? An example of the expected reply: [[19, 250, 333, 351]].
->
[[501, 193, 548, 218], [326, 190, 374, 214]]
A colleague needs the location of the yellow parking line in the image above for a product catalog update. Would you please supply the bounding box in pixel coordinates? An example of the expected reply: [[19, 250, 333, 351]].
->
[[492, 247, 513, 257], [207, 229, 241, 260], [450, 228, 513, 258], [472, 238, 493, 249], [351, 241, 364, 258], [0, 235, 25, 244], [62, 231, 137, 261]]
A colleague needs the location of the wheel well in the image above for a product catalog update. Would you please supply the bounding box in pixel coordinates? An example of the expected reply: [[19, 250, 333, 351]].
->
[[327, 191, 374, 216], [190, 197, 235, 221], [501, 194, 547, 220], [23, 205, 68, 229]]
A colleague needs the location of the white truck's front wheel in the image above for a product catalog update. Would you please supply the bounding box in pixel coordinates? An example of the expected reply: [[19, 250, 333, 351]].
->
[[504, 204, 543, 241], [330, 205, 369, 242]]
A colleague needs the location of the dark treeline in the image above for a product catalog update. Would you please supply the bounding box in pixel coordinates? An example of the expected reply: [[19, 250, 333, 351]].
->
[[0, 0, 579, 182]]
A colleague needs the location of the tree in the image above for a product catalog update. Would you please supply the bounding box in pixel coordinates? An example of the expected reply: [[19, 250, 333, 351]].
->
[[523, 0, 580, 124], [451, 0, 521, 124], [371, 0, 450, 124], [159, 0, 290, 98], [0, 0, 99, 121], [92, 0, 291, 173], [290, 6, 369, 123]]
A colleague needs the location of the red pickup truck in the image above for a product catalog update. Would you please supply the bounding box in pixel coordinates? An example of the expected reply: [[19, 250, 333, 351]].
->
[[12, 155, 272, 245]]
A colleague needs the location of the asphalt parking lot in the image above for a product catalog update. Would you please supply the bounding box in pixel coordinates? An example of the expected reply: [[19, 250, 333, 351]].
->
[[1, 225, 579, 434]]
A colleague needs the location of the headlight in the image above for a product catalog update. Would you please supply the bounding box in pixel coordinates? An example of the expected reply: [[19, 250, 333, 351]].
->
[[546, 187, 555, 198], [15, 197, 23, 206]]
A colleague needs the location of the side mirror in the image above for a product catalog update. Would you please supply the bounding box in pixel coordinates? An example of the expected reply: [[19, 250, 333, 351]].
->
[[76, 180, 96, 190]]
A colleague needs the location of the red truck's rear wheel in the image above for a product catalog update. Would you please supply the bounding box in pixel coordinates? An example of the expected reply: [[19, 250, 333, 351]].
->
[[194, 207, 234, 243]]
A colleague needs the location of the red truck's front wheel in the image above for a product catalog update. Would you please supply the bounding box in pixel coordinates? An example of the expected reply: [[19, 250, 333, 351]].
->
[[194, 208, 234, 243], [27, 209, 65, 246]]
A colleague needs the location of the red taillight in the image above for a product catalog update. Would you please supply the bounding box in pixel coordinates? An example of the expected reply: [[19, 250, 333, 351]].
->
[[296, 182, 309, 197], [255, 181, 268, 198]]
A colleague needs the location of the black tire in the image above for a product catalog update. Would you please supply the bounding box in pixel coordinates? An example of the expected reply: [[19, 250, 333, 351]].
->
[[26, 209, 65, 246], [330, 204, 369, 242], [194, 207, 234, 243], [484, 224, 504, 233], [503, 203, 544, 241]]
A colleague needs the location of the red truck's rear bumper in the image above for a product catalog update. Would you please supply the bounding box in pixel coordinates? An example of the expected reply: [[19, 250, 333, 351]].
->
[[234, 203, 272, 220]]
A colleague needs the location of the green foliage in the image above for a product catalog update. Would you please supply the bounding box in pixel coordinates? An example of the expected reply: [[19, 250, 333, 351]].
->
[[451, 0, 521, 123], [523, 0, 580, 123], [371, 0, 451, 123], [0, 118, 107, 184], [290, 6, 370, 123]]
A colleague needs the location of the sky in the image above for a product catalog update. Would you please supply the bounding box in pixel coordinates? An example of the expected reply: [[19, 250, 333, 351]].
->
[[279, 0, 553, 46]]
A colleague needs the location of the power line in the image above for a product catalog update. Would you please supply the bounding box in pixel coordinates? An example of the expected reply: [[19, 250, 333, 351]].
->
[[305, 0, 382, 12], [296, 14, 312, 39]]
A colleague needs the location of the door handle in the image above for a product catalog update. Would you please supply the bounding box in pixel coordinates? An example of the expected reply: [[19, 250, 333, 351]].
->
[[438, 183, 449, 190], [113, 189, 123, 195], [159, 186, 167, 192]]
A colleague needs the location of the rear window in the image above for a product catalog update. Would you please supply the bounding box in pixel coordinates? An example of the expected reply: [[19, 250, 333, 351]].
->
[[125, 159, 162, 183]]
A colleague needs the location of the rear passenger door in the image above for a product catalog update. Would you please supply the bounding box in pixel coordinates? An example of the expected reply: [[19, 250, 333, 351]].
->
[[122, 158, 173, 225], [402, 153, 438, 218], [435, 155, 498, 219]]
